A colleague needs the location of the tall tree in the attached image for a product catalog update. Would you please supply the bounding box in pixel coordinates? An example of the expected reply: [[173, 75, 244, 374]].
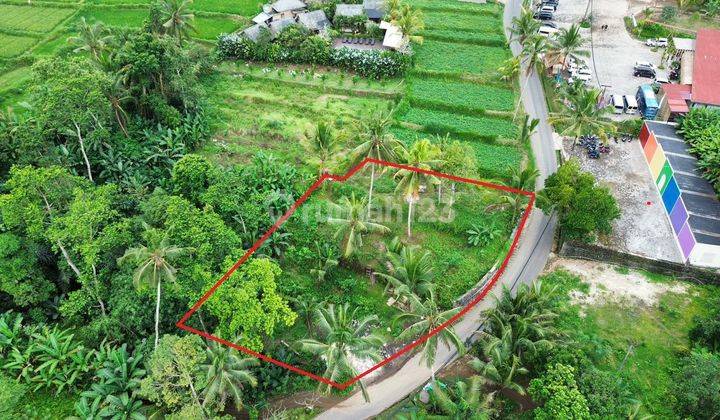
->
[[549, 86, 615, 147], [427, 376, 496, 419], [159, 0, 196, 43], [296, 303, 383, 402], [521, 35, 550, 75], [201, 338, 259, 412], [552, 24, 589, 68], [376, 245, 435, 300], [67, 17, 115, 61], [394, 291, 464, 381], [394, 139, 443, 237], [349, 114, 403, 214], [393, 4, 425, 44], [327, 193, 390, 258], [301, 121, 344, 176], [510, 7, 541, 45], [117, 227, 191, 349]]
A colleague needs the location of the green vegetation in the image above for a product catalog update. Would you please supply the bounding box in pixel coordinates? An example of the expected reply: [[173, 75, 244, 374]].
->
[[678, 107, 720, 196]]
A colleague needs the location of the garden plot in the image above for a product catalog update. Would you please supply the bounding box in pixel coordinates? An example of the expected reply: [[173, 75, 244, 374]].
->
[[414, 40, 508, 79], [420, 28, 506, 46], [408, 0, 499, 14], [0, 34, 39, 58], [400, 107, 517, 141], [424, 12, 503, 33], [408, 77, 516, 113], [0, 4, 76, 33]]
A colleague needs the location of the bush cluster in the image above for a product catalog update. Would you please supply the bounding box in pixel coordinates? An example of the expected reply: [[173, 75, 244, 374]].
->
[[217, 28, 412, 79], [678, 107, 720, 196]]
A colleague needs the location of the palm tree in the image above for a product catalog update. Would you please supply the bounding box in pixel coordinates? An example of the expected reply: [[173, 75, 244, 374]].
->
[[301, 121, 344, 176], [296, 303, 383, 402], [290, 297, 324, 333], [508, 166, 540, 192], [394, 291, 464, 381], [427, 376, 496, 419], [67, 17, 114, 61], [394, 139, 443, 238], [499, 56, 520, 82], [327, 193, 390, 258], [471, 322, 530, 395], [386, 0, 403, 20], [376, 245, 435, 300], [105, 75, 134, 138], [160, 0, 196, 43], [549, 86, 615, 147], [393, 4, 425, 44], [510, 7, 540, 45], [520, 35, 550, 75], [552, 24, 589, 68], [349, 114, 403, 214], [117, 228, 191, 349], [201, 338, 259, 411]]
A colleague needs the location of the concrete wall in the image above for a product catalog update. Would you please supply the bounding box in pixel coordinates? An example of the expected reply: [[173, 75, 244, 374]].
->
[[560, 241, 720, 284]]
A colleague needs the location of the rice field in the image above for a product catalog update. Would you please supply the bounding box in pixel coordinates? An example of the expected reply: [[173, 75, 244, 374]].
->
[[0, 34, 39, 58], [414, 40, 509, 77], [408, 77, 516, 113], [400, 107, 517, 141], [424, 12, 503, 32], [0, 4, 76, 33]]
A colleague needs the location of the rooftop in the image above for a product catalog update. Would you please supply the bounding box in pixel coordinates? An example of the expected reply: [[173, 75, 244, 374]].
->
[[271, 0, 307, 13], [269, 17, 296, 37], [298, 9, 330, 31], [691, 29, 720, 106], [243, 23, 268, 42], [335, 3, 364, 17]]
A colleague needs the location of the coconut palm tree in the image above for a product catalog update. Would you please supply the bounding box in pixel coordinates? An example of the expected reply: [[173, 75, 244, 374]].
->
[[508, 166, 540, 192], [386, 0, 403, 20], [520, 35, 550, 75], [349, 114, 404, 214], [394, 291, 464, 381], [393, 4, 425, 44], [394, 138, 443, 238], [552, 24, 589, 68], [549, 86, 615, 147], [471, 322, 530, 395], [301, 121, 344, 176], [117, 227, 192, 349], [105, 75, 134, 138], [510, 7, 540, 45], [296, 303, 383, 402], [427, 376, 496, 419], [376, 245, 435, 300], [201, 338, 259, 411], [160, 0, 196, 43], [499, 56, 521, 82], [67, 17, 115, 61], [327, 193, 390, 258]]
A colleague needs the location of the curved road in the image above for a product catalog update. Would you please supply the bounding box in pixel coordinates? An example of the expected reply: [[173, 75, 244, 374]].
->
[[316, 2, 558, 418]]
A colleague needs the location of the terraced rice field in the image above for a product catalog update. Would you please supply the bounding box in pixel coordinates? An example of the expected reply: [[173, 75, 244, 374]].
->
[[0, 34, 39, 59], [396, 0, 524, 181], [0, 4, 76, 33]]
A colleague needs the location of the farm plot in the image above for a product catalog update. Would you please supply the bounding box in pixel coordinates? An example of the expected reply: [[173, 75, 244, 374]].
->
[[0, 4, 77, 33], [193, 15, 246, 40], [408, 77, 516, 113], [79, 8, 148, 27], [424, 12, 503, 33], [0, 34, 39, 58], [420, 28, 506, 46], [407, 0, 500, 14], [399, 107, 517, 141], [191, 0, 260, 15], [414, 40, 508, 78]]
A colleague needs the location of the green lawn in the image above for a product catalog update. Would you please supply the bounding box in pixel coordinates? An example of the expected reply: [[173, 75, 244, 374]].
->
[[191, 0, 261, 15], [424, 12, 503, 33], [0, 4, 77, 33]]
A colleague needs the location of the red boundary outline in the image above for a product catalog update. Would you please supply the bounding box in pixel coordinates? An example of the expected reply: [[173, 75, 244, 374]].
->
[[176, 158, 535, 390]]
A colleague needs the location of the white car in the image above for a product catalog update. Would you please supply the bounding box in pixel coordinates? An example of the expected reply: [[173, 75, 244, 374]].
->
[[635, 61, 655, 69], [538, 25, 560, 36], [575, 67, 592, 76], [645, 38, 668, 47], [572, 73, 592, 82]]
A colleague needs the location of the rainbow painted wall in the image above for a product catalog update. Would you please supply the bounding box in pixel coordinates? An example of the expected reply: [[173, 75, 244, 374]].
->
[[639, 123, 696, 261]]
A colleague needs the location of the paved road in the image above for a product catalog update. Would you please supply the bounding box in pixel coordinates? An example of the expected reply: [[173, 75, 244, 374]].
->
[[316, 2, 558, 418]]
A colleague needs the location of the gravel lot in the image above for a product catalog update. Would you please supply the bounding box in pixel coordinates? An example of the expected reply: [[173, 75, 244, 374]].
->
[[562, 138, 684, 263], [547, 0, 664, 119]]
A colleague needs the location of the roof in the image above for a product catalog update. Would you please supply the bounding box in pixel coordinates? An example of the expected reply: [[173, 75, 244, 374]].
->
[[335, 3, 364, 17], [661, 83, 692, 113], [298, 9, 330, 31], [644, 121, 720, 249], [681, 51, 694, 85], [269, 18, 296, 37], [363, 0, 385, 19], [673, 37, 695, 51], [243, 23, 268, 42], [252, 12, 272, 24], [271, 0, 306, 13], [381, 21, 405, 49], [691, 29, 720, 106]]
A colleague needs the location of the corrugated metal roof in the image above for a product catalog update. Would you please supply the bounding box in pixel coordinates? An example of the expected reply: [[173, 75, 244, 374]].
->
[[691, 29, 720, 106]]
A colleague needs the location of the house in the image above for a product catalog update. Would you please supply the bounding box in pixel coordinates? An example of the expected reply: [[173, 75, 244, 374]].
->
[[657, 83, 691, 122], [243, 23, 269, 42], [363, 0, 386, 21], [298, 9, 330, 32], [270, 0, 306, 19], [269, 17, 297, 38], [690, 29, 720, 108], [379, 20, 406, 50], [252, 12, 272, 25], [335, 3, 365, 18]]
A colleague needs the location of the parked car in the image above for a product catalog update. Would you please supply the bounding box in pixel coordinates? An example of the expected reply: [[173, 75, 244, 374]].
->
[[612, 95, 625, 114], [575, 67, 592, 76], [533, 10, 554, 20], [539, 5, 555, 13], [543, 0, 560, 7], [654, 74, 669, 84], [538, 25, 560, 36], [634, 65, 656, 78], [541, 21, 559, 28], [635, 61, 655, 69], [645, 38, 668, 47], [541, 1, 558, 11], [624, 95, 638, 114], [572, 73, 592, 82]]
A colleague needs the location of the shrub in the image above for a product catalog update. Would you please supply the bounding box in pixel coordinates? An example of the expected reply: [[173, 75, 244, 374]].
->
[[661, 6, 677, 21], [678, 107, 720, 195], [671, 350, 720, 419]]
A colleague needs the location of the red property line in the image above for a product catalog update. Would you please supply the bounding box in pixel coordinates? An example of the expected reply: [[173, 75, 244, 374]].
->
[[177, 157, 535, 390]]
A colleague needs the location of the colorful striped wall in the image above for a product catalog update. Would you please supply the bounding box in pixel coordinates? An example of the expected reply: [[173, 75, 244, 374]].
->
[[639, 123, 696, 260]]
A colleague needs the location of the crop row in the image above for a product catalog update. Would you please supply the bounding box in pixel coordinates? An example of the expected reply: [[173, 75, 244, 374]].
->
[[399, 106, 517, 141], [420, 28, 506, 47], [0, 33, 38, 58], [82, 0, 259, 15], [414, 40, 508, 78], [407, 0, 500, 15], [0, 4, 77, 33], [424, 12, 503, 33], [408, 76, 516, 113]]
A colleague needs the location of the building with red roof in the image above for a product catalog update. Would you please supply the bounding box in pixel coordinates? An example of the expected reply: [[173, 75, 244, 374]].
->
[[691, 29, 720, 107]]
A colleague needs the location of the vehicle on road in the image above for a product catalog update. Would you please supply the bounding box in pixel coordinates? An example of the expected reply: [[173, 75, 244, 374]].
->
[[636, 84, 659, 119], [624, 94, 638, 114], [634, 64, 656, 78], [612, 95, 625, 114], [645, 38, 668, 47], [533, 10, 554, 20], [539, 25, 560, 36]]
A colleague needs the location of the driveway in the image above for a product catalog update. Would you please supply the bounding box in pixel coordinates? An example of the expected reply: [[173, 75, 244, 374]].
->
[[314, 0, 559, 418]]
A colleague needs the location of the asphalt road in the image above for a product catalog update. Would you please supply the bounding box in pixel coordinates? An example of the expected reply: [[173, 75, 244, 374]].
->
[[316, 2, 558, 417]]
